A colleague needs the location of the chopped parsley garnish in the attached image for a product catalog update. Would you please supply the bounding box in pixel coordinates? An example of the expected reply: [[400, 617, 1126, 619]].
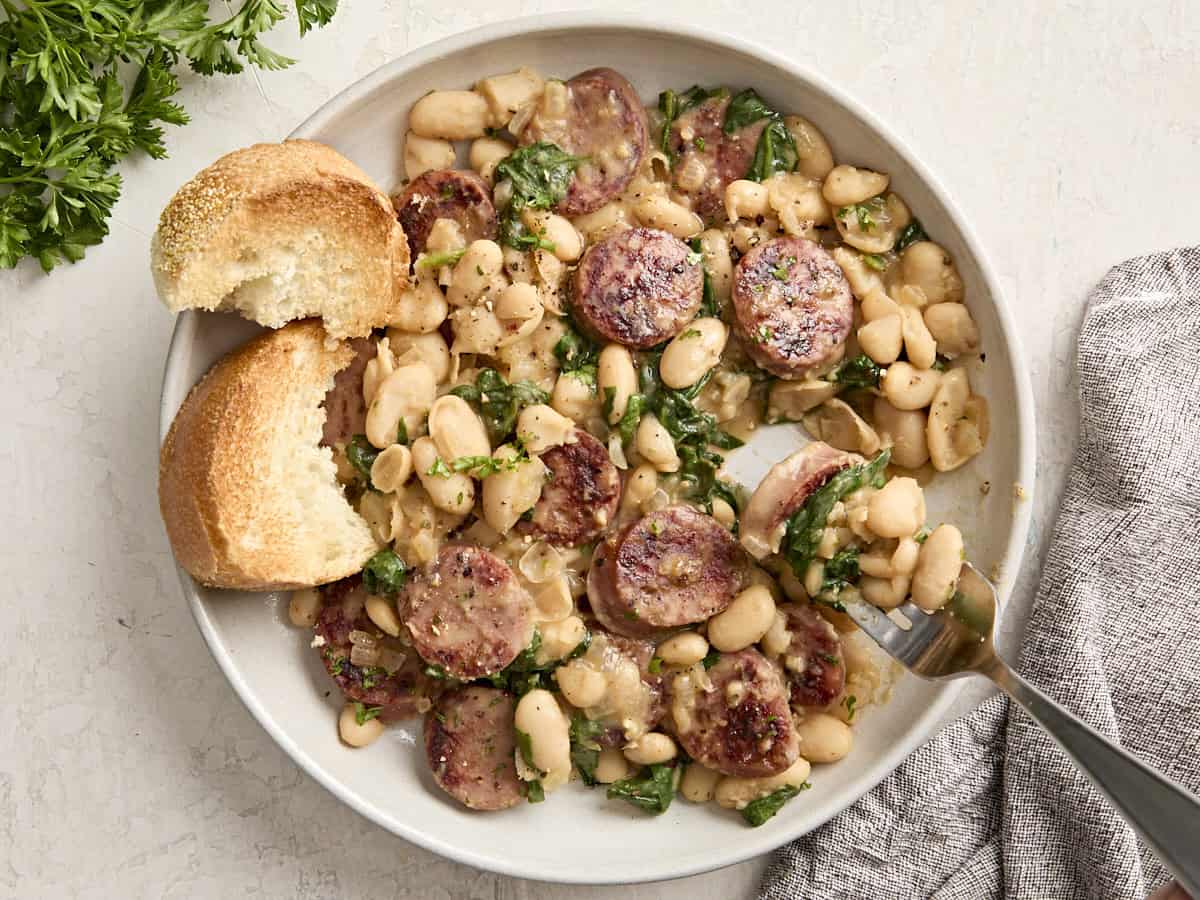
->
[[838, 197, 885, 232], [679, 328, 702, 340], [895, 219, 928, 252], [756, 325, 773, 343], [648, 657, 664, 675], [844, 694, 858, 721], [723, 88, 798, 182], [361, 549, 407, 596], [446, 453, 525, 478], [450, 368, 550, 444], [607, 763, 677, 815], [694, 136, 706, 151], [862, 253, 888, 271], [353, 703, 383, 726], [493, 142, 584, 251], [741, 783, 809, 827], [425, 457, 452, 478]]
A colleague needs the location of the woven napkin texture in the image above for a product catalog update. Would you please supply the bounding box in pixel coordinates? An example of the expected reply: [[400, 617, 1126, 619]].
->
[[761, 248, 1200, 900]]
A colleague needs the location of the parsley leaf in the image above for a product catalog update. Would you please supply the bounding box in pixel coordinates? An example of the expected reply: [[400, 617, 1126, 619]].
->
[[838, 197, 886, 232], [493, 141, 584, 250], [361, 550, 407, 596], [353, 702, 383, 726], [741, 783, 809, 827], [607, 764, 678, 815], [418, 247, 468, 269]]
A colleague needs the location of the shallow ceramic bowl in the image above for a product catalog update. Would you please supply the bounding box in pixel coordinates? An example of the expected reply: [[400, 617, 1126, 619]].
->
[[159, 13, 1036, 884]]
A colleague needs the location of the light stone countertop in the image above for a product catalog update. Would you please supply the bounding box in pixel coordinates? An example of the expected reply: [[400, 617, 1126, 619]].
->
[[3, 3, 1197, 898]]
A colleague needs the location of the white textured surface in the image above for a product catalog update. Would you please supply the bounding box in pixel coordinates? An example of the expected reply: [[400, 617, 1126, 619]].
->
[[2, 3, 1197, 897]]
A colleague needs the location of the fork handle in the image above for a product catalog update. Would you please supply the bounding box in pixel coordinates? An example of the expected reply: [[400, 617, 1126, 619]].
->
[[985, 658, 1200, 897]]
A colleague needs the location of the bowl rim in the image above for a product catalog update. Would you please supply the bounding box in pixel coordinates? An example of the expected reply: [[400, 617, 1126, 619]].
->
[[159, 10, 1037, 884]]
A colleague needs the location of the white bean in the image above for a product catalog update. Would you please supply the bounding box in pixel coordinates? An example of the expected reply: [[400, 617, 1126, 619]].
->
[[860, 573, 911, 609], [447, 240, 505, 307], [715, 757, 812, 810], [724, 179, 770, 222], [551, 372, 600, 424], [572, 202, 631, 244], [882, 362, 942, 410], [698, 229, 733, 301], [468, 136, 513, 185], [633, 195, 703, 239], [409, 90, 489, 140], [516, 404, 575, 453], [365, 595, 402, 637], [659, 318, 728, 389], [802, 398, 881, 456], [873, 398, 930, 470], [370, 444, 413, 493], [900, 305, 938, 370], [338, 703, 384, 748], [924, 303, 980, 356], [390, 277, 448, 334], [556, 663, 607, 708], [535, 615, 586, 665], [595, 748, 632, 784], [822, 164, 888, 207], [861, 288, 901, 322], [635, 413, 680, 473], [926, 369, 981, 471], [657, 632, 709, 667], [514, 689, 571, 791], [621, 463, 658, 513], [428, 395, 491, 463], [784, 115, 834, 179], [412, 436, 475, 515], [711, 497, 736, 529], [836, 193, 910, 254], [867, 477, 925, 539], [831, 245, 884, 300], [680, 763, 722, 803], [365, 363, 436, 448], [623, 733, 677, 766], [387, 330, 452, 383], [476, 67, 544, 127], [795, 712, 854, 763], [481, 443, 547, 533], [403, 132, 455, 180], [912, 524, 964, 611], [598, 344, 638, 423], [900, 241, 964, 305], [707, 585, 776, 652], [523, 209, 583, 262], [857, 314, 903, 365], [766, 173, 832, 234], [288, 588, 321, 627]]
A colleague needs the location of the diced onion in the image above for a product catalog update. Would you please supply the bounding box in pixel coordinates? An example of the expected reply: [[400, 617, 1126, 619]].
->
[[608, 434, 629, 470], [377, 646, 407, 673], [350, 644, 381, 668], [349, 630, 378, 649], [519, 541, 564, 584]]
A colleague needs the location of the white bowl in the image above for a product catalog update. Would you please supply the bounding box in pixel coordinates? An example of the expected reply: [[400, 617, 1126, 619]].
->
[[159, 13, 1036, 885]]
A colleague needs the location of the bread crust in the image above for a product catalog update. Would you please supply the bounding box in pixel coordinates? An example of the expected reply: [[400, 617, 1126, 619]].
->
[[159, 320, 380, 590], [151, 140, 409, 338]]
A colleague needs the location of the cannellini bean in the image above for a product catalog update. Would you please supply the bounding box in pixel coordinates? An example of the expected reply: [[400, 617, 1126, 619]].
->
[[927, 369, 983, 471], [595, 748, 632, 784], [860, 573, 911, 609], [831, 246, 884, 300], [861, 288, 902, 322], [403, 131, 455, 179], [795, 712, 854, 763], [873, 398, 930, 470], [469, 136, 514, 184], [633, 195, 703, 239], [516, 404, 575, 453], [556, 663, 608, 708], [623, 732, 677, 766], [412, 436, 475, 515], [514, 689, 572, 791], [867, 477, 925, 538], [495, 281, 542, 321], [424, 219, 467, 261], [288, 588, 321, 627], [370, 444, 413, 493], [572, 202, 631, 244], [707, 585, 776, 652], [924, 304, 980, 356], [836, 193, 911, 254], [857, 314, 903, 365], [697, 229, 733, 301], [362, 338, 395, 409], [598, 344, 638, 424], [476, 67, 544, 127], [766, 173, 832, 235], [777, 569, 808, 607], [481, 443, 547, 532], [768, 379, 838, 422], [657, 632, 709, 667], [725, 179, 770, 222], [450, 306, 505, 356], [365, 595, 402, 637], [387, 330, 451, 383], [339, 703, 384, 748], [715, 757, 812, 810], [900, 305, 938, 370], [522, 209, 583, 262], [711, 497, 736, 529], [621, 463, 658, 513], [447, 240, 505, 307], [366, 364, 436, 448], [635, 414, 680, 473], [535, 615, 587, 665], [901, 241, 964, 304], [681, 763, 721, 803], [391, 277, 448, 333], [784, 115, 834, 179], [912, 524, 964, 611], [660, 318, 727, 389], [802, 399, 881, 456], [533, 574, 573, 623], [822, 164, 888, 207], [409, 90, 490, 140], [428, 395, 491, 463], [882, 362, 942, 410], [551, 372, 600, 424]]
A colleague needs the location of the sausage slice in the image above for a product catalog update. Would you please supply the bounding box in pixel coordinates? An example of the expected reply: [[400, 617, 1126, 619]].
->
[[392, 169, 497, 260], [320, 337, 374, 448], [519, 429, 620, 547], [732, 237, 854, 378], [670, 648, 799, 777], [778, 603, 846, 708], [401, 544, 535, 680], [587, 505, 743, 639], [740, 442, 860, 560], [667, 93, 767, 223], [572, 227, 703, 349], [314, 577, 437, 718], [521, 67, 649, 216], [424, 686, 523, 810]]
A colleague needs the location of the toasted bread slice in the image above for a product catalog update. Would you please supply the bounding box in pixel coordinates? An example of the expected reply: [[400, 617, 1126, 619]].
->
[[160, 321, 380, 590], [151, 140, 408, 339]]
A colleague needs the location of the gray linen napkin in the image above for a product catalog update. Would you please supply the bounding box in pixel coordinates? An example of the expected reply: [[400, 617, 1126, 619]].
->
[[761, 248, 1200, 900]]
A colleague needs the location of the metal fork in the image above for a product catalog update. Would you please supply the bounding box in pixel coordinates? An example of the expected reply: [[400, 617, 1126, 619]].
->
[[843, 564, 1200, 896]]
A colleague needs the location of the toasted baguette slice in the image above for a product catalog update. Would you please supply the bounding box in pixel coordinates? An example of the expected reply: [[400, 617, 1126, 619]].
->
[[160, 321, 381, 590], [151, 140, 409, 339]]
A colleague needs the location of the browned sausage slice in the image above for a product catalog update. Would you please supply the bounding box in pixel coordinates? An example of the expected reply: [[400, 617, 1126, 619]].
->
[[314, 577, 438, 718], [424, 686, 523, 811], [572, 227, 703, 349], [669, 648, 799, 777], [401, 544, 534, 680], [732, 237, 854, 379], [740, 442, 860, 560], [392, 169, 497, 260], [520, 67, 649, 216], [667, 93, 767, 224], [778, 603, 846, 708], [320, 337, 374, 448], [587, 505, 743, 639], [519, 429, 620, 546]]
